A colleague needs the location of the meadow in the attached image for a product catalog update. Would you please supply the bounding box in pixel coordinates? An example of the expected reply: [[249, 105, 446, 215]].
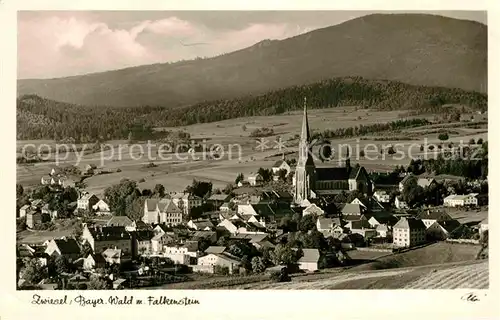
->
[[17, 106, 488, 196]]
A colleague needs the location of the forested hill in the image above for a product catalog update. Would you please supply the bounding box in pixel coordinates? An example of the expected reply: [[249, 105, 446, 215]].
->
[[18, 13, 487, 107], [17, 77, 487, 141]]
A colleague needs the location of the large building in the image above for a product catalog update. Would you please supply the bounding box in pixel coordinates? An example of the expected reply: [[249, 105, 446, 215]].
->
[[293, 98, 372, 204], [392, 217, 426, 248]]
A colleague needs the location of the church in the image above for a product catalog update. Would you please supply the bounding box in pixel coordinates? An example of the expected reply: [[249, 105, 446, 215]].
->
[[292, 99, 372, 205]]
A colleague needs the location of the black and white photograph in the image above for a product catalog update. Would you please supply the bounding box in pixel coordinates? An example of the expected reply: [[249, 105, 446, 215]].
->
[[14, 8, 490, 293]]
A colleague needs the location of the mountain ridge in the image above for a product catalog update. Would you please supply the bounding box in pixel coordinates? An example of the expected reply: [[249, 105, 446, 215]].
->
[[17, 13, 487, 107]]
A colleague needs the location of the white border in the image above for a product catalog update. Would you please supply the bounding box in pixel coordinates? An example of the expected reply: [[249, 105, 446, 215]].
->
[[1, 1, 498, 319]]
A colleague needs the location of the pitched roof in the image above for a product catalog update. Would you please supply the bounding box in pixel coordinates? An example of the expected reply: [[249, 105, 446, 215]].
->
[[437, 219, 461, 233], [342, 203, 364, 215], [208, 194, 231, 201], [417, 178, 436, 188], [53, 238, 81, 255], [86, 226, 131, 241], [317, 218, 334, 230], [417, 210, 452, 221], [157, 199, 181, 213], [192, 230, 216, 240], [106, 216, 134, 227], [205, 246, 226, 254], [393, 217, 426, 230], [272, 160, 287, 167], [316, 167, 349, 181], [182, 241, 199, 252], [297, 248, 320, 263], [213, 253, 241, 264], [189, 219, 214, 230], [103, 248, 122, 259], [347, 219, 372, 230]]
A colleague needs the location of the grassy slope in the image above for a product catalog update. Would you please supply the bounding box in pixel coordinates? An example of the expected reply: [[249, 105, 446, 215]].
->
[[351, 242, 482, 272], [18, 14, 486, 107]]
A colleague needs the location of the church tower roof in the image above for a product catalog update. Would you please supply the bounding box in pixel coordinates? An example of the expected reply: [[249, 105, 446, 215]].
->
[[301, 97, 310, 143]]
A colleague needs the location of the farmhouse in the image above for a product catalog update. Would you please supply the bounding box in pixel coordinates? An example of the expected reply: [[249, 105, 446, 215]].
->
[[272, 159, 291, 175], [92, 199, 111, 215], [443, 193, 479, 207], [197, 253, 241, 274], [77, 193, 99, 211]]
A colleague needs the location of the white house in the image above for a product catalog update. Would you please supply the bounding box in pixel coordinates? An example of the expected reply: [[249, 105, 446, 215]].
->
[[92, 199, 111, 215], [297, 248, 320, 272], [247, 173, 264, 186], [197, 253, 241, 274], [77, 193, 99, 211], [443, 194, 478, 207], [272, 160, 291, 175]]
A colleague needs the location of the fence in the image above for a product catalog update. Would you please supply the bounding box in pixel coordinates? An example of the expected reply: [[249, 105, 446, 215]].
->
[[445, 239, 480, 245], [355, 247, 393, 253]]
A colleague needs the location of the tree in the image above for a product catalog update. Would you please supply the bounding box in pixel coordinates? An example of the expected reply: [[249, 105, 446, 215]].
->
[[223, 183, 235, 195], [104, 179, 140, 216], [277, 169, 287, 181], [438, 133, 449, 141], [153, 184, 165, 197], [22, 258, 47, 284], [387, 146, 396, 155], [359, 150, 365, 158], [420, 145, 424, 152], [271, 243, 302, 266], [235, 173, 244, 184], [477, 138, 484, 145], [16, 184, 24, 199], [185, 179, 212, 198], [72, 222, 83, 240], [88, 274, 108, 289], [126, 197, 146, 221], [298, 214, 317, 232], [54, 255, 70, 274], [257, 168, 273, 183], [251, 256, 266, 273], [469, 138, 476, 145]]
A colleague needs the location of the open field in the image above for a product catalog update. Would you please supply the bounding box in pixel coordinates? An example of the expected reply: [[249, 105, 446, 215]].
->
[[17, 107, 488, 195], [16, 229, 73, 245]]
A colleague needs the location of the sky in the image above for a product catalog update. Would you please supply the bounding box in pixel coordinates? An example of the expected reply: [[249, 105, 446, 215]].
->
[[18, 11, 487, 79]]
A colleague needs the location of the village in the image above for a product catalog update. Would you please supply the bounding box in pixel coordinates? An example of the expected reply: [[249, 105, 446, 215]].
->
[[15, 104, 489, 290]]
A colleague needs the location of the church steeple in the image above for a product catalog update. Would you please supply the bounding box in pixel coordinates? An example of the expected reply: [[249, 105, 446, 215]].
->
[[301, 97, 310, 143], [294, 97, 316, 204]]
